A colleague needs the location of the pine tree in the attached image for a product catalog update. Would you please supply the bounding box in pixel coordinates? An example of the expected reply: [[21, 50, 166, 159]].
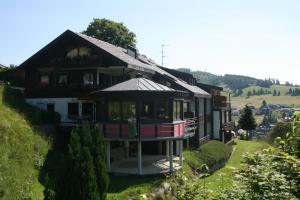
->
[[273, 89, 277, 96], [61, 123, 109, 200], [238, 105, 257, 132]]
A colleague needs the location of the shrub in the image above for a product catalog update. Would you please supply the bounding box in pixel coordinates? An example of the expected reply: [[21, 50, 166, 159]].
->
[[184, 140, 232, 173], [267, 122, 291, 143]]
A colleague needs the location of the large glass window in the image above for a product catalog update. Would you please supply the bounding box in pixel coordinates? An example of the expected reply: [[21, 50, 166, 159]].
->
[[68, 103, 79, 120], [156, 101, 169, 120], [108, 102, 121, 121], [173, 100, 183, 120], [83, 73, 94, 86], [141, 102, 154, 122], [82, 103, 94, 121], [122, 102, 136, 120]]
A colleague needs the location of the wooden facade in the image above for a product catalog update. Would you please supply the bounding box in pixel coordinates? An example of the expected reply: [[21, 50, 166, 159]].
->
[[17, 30, 232, 174]]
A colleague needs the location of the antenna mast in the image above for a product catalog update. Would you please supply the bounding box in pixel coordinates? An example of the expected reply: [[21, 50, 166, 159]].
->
[[161, 44, 169, 67]]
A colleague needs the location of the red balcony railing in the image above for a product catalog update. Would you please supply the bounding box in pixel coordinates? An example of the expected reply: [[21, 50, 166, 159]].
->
[[101, 118, 197, 140]]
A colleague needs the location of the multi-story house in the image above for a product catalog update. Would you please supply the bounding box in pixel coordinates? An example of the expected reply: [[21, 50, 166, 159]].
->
[[17, 30, 233, 175]]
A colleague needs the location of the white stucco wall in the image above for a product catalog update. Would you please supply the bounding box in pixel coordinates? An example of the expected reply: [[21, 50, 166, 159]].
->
[[26, 98, 94, 123]]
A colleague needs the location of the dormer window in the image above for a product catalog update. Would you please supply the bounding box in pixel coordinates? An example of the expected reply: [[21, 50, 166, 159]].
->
[[66, 47, 91, 58], [40, 75, 49, 85], [83, 73, 94, 86]]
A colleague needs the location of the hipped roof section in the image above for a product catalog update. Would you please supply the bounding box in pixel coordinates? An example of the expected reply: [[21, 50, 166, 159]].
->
[[18, 29, 211, 98]]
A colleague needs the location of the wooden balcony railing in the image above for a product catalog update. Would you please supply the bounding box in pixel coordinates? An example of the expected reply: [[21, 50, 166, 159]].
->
[[214, 95, 231, 109]]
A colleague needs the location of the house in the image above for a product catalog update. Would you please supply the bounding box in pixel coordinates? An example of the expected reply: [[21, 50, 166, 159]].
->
[[17, 30, 233, 175]]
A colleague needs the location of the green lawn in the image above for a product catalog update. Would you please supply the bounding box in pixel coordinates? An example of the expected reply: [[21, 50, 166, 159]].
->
[[204, 139, 269, 190]]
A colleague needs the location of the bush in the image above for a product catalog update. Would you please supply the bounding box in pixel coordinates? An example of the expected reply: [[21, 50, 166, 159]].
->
[[184, 140, 232, 173], [267, 122, 291, 143]]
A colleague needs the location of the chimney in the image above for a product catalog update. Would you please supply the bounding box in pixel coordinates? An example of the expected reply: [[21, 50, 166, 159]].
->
[[127, 45, 138, 59]]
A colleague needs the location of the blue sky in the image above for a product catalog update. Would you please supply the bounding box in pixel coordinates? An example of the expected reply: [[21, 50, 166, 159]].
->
[[1, 0, 300, 84]]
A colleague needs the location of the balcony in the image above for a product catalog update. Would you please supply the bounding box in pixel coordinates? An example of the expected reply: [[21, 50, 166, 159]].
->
[[214, 95, 231, 110], [101, 118, 197, 141]]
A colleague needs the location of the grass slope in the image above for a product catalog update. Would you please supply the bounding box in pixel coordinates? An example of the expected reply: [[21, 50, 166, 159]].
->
[[204, 140, 269, 190], [0, 86, 49, 199], [231, 95, 300, 109]]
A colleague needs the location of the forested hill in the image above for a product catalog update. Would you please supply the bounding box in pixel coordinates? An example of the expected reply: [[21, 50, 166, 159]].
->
[[177, 68, 297, 93]]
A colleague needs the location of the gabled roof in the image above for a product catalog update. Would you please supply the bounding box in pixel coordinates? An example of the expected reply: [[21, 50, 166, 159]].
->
[[18, 29, 211, 98], [100, 78, 175, 92]]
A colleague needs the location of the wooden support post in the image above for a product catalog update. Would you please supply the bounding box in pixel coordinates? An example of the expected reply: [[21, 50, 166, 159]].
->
[[138, 141, 142, 175], [125, 141, 129, 159], [186, 138, 189, 149], [222, 131, 225, 143], [176, 140, 180, 156], [107, 141, 111, 171], [166, 140, 170, 159], [179, 140, 183, 166], [169, 140, 173, 172]]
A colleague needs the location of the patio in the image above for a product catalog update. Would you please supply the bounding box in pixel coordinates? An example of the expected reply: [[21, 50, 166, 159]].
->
[[109, 155, 183, 175]]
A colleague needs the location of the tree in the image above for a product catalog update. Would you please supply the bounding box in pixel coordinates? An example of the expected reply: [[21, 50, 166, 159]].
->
[[261, 99, 267, 107], [247, 91, 252, 98], [238, 105, 257, 135], [83, 18, 136, 48], [61, 123, 109, 200], [273, 89, 277, 96]]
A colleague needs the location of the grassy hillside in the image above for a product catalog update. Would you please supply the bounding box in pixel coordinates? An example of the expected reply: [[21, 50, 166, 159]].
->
[[0, 86, 49, 199], [240, 85, 300, 97], [231, 85, 300, 109], [231, 95, 300, 109]]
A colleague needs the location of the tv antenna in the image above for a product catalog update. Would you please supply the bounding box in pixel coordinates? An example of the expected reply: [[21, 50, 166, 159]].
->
[[161, 44, 169, 67]]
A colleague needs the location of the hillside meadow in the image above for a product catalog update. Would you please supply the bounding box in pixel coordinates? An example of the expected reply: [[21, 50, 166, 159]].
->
[[231, 95, 300, 109], [0, 86, 50, 199]]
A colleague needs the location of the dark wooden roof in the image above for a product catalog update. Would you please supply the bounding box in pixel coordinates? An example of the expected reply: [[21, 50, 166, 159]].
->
[[17, 29, 211, 98], [196, 82, 223, 92]]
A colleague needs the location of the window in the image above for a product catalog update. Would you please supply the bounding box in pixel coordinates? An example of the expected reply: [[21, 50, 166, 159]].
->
[[83, 73, 94, 86], [156, 101, 169, 120], [108, 102, 121, 121], [141, 102, 154, 122], [173, 100, 183, 120], [47, 104, 55, 112], [57, 73, 68, 86], [68, 103, 79, 120], [82, 103, 94, 121], [122, 102, 136, 120], [40, 75, 49, 85]]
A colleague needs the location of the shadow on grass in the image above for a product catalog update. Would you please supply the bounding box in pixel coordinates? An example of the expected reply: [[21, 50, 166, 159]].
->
[[108, 174, 164, 194]]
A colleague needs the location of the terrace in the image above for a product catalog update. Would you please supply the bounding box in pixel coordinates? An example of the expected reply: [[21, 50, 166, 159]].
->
[[93, 77, 197, 174]]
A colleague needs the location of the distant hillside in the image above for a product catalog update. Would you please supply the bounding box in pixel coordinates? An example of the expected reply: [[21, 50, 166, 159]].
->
[[177, 68, 300, 96], [0, 86, 49, 199]]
